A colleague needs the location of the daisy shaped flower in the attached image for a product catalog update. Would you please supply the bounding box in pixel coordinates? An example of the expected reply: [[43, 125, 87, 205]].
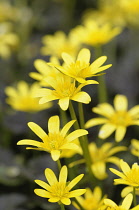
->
[[104, 193, 138, 210], [85, 94, 139, 142], [48, 48, 112, 83], [17, 115, 88, 161], [89, 142, 127, 180], [34, 165, 86, 205], [110, 159, 139, 187], [35, 74, 97, 111], [73, 186, 106, 210]]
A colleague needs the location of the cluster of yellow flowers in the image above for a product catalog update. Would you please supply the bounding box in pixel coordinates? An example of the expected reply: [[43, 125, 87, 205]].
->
[[4, 1, 139, 210]]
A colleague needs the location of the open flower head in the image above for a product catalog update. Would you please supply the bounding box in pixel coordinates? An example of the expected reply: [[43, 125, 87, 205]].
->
[[104, 193, 136, 210], [29, 56, 62, 86], [110, 159, 139, 187], [48, 48, 112, 83], [41, 30, 81, 58], [5, 81, 52, 112], [72, 19, 121, 47], [85, 95, 139, 142], [89, 142, 127, 180], [34, 165, 86, 205], [130, 139, 139, 157], [17, 115, 88, 161], [73, 186, 106, 210], [35, 73, 97, 110]]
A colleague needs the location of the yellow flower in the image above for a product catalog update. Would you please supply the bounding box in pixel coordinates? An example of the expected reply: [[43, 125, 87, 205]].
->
[[29, 56, 62, 86], [110, 159, 139, 187], [104, 193, 137, 210], [17, 115, 88, 161], [34, 165, 86, 205], [130, 139, 139, 157], [35, 74, 97, 110], [5, 81, 52, 112], [72, 19, 121, 47], [73, 186, 106, 210], [89, 142, 127, 180], [85, 95, 139, 142], [0, 2, 18, 22], [48, 48, 112, 83], [41, 30, 81, 58]]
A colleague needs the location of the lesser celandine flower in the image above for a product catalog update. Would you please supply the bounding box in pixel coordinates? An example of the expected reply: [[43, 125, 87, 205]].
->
[[41, 30, 81, 58], [89, 142, 127, 180], [104, 193, 138, 210], [73, 186, 106, 210], [17, 115, 88, 161], [72, 19, 121, 47], [130, 139, 139, 157], [5, 81, 52, 112], [85, 95, 139, 142], [29, 56, 62, 86], [110, 159, 139, 187], [34, 165, 86, 205], [35, 74, 97, 111], [48, 48, 112, 83]]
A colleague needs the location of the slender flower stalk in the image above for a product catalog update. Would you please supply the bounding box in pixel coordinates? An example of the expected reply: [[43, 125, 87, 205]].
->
[[133, 187, 137, 207]]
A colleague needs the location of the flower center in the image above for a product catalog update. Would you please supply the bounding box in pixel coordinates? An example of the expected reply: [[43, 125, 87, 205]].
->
[[51, 182, 69, 198], [43, 133, 66, 150], [67, 60, 90, 77], [83, 198, 99, 210], [110, 111, 132, 126]]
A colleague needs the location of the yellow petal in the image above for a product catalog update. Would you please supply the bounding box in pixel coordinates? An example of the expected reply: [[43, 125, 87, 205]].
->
[[59, 97, 69, 110], [85, 118, 107, 128], [59, 165, 67, 183], [90, 56, 107, 72], [120, 159, 131, 175], [48, 197, 60, 202], [28, 122, 47, 140], [92, 162, 107, 180], [51, 150, 61, 161], [68, 174, 84, 190], [99, 123, 116, 139], [114, 95, 128, 111], [72, 91, 91, 104], [48, 115, 59, 133], [17, 139, 42, 148], [104, 198, 117, 207], [93, 103, 115, 117], [66, 129, 88, 142], [115, 126, 126, 142], [68, 189, 86, 198], [34, 189, 51, 198], [121, 186, 133, 198], [35, 180, 51, 191], [77, 48, 90, 63], [62, 52, 74, 64], [122, 193, 133, 209], [60, 120, 75, 137], [110, 168, 126, 179], [61, 197, 71, 205], [45, 168, 57, 185], [39, 95, 57, 104], [128, 105, 139, 116]]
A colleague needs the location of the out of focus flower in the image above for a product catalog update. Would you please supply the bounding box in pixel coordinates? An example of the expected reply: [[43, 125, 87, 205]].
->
[[85, 95, 139, 142], [130, 139, 139, 157], [34, 165, 86, 205], [0, 23, 19, 59], [72, 19, 121, 47], [110, 159, 139, 187], [30, 56, 62, 86], [0, 2, 18, 22], [89, 142, 127, 180], [5, 81, 52, 112], [41, 30, 81, 58], [35, 74, 97, 111], [17, 115, 88, 161], [104, 193, 138, 210], [48, 48, 112, 83], [73, 186, 106, 210]]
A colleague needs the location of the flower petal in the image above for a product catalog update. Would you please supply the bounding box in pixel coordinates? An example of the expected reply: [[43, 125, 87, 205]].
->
[[68, 174, 84, 190], [122, 193, 133, 210], [99, 123, 116, 139], [17, 139, 42, 148], [61, 197, 71, 205], [128, 105, 139, 116], [120, 159, 131, 175], [34, 189, 51, 198], [115, 126, 126, 142], [62, 52, 74, 64], [90, 56, 107, 71], [59, 97, 69, 110], [28, 122, 47, 140], [66, 129, 88, 142], [92, 162, 107, 180], [51, 150, 61, 161], [45, 168, 57, 185], [77, 48, 90, 63], [60, 120, 75, 137], [68, 189, 86, 198], [59, 166, 68, 184], [35, 180, 51, 191], [85, 118, 107, 128], [93, 103, 115, 117], [48, 115, 60, 133], [114, 95, 128, 111], [72, 91, 91, 104], [48, 197, 60, 202], [110, 168, 126, 179], [104, 199, 117, 207]]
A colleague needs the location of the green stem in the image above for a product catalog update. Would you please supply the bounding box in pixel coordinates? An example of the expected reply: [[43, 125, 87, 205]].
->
[[78, 102, 85, 129], [60, 202, 65, 210], [69, 101, 95, 184], [95, 46, 108, 103], [133, 187, 137, 206], [60, 108, 68, 127], [57, 159, 62, 171]]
